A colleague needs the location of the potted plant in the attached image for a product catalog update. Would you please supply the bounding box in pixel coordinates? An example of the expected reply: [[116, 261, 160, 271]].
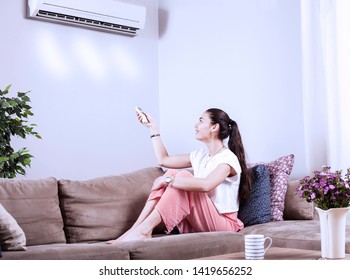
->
[[0, 84, 41, 178], [297, 166, 350, 259]]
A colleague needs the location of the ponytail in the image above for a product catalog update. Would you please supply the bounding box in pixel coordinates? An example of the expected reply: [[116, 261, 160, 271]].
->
[[206, 108, 252, 203], [228, 120, 251, 203]]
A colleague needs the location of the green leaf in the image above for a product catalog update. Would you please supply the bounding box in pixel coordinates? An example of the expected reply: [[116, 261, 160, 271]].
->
[[8, 100, 17, 106], [22, 157, 31, 166], [21, 95, 30, 103], [10, 152, 20, 160], [0, 156, 10, 163], [15, 166, 26, 175], [4, 84, 11, 94]]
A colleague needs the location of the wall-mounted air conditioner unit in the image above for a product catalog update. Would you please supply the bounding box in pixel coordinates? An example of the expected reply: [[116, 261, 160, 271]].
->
[[27, 0, 146, 36]]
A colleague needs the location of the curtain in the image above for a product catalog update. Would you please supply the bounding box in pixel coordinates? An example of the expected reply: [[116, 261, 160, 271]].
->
[[301, 0, 350, 173]]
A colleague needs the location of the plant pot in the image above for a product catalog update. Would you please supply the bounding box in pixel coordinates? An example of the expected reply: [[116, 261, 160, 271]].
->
[[316, 206, 350, 259]]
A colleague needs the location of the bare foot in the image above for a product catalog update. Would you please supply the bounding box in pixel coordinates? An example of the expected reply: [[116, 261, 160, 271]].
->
[[107, 209, 161, 244], [106, 227, 151, 244], [106, 228, 132, 244]]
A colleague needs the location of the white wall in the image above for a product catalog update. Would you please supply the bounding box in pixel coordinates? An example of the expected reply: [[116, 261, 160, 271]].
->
[[158, 0, 306, 179], [1, 1, 310, 181], [0, 0, 159, 179]]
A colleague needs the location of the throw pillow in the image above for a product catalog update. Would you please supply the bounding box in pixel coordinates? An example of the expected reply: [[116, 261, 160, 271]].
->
[[249, 154, 295, 221], [238, 164, 271, 226], [0, 203, 27, 251], [283, 180, 314, 220]]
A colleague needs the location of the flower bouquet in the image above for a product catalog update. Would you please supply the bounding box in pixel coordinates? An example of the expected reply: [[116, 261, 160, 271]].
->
[[297, 166, 350, 258], [297, 166, 350, 210]]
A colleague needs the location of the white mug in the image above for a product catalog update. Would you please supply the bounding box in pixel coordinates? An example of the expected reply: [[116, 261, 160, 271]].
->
[[244, 234, 272, 260]]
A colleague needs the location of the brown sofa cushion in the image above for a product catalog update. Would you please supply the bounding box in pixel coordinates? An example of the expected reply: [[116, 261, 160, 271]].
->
[[0, 177, 66, 246], [283, 180, 314, 220], [0, 242, 130, 260], [58, 167, 164, 243], [119, 231, 245, 260]]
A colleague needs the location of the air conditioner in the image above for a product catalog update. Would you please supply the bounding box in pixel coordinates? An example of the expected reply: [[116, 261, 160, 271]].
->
[[27, 0, 146, 36]]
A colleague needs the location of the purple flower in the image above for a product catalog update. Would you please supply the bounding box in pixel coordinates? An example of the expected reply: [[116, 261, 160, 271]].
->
[[298, 166, 350, 210]]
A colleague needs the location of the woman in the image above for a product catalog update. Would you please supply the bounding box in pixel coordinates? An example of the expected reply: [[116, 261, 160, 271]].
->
[[108, 108, 251, 243]]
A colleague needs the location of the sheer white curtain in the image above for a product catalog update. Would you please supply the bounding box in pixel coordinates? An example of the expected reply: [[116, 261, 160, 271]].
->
[[301, 0, 350, 174]]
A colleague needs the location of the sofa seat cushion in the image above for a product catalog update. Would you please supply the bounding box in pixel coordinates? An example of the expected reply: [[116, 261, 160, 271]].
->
[[240, 220, 350, 253], [58, 167, 164, 243], [0, 242, 130, 260], [0, 177, 66, 246], [2, 242, 129, 260], [118, 231, 245, 260]]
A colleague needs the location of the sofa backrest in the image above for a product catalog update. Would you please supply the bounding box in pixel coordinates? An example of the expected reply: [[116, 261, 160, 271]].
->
[[58, 167, 164, 243], [1, 167, 313, 249], [0, 177, 66, 246]]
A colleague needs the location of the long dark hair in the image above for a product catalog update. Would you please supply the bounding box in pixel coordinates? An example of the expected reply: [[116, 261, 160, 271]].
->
[[206, 108, 251, 203]]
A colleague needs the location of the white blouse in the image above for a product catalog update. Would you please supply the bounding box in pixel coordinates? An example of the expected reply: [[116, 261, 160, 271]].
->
[[190, 148, 242, 213]]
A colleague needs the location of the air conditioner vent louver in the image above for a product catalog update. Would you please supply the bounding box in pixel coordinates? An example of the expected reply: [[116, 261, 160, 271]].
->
[[37, 10, 138, 35], [27, 0, 146, 36]]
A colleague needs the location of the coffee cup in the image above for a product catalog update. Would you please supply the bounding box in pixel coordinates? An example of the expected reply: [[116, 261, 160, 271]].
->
[[245, 234, 272, 260]]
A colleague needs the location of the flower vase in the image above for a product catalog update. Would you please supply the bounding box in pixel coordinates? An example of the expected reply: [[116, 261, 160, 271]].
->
[[316, 207, 350, 259]]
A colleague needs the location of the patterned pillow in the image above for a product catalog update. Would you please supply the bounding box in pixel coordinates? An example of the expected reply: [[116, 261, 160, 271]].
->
[[238, 164, 271, 226], [249, 154, 295, 221]]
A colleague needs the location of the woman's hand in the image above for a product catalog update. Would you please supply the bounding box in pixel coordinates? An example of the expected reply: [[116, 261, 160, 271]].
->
[[151, 176, 167, 191], [136, 111, 154, 128]]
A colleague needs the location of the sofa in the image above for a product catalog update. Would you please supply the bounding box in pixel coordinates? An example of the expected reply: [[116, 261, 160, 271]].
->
[[1, 154, 350, 260]]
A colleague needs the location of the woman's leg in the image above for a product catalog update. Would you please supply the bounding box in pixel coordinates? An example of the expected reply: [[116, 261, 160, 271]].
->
[[106, 199, 159, 244], [177, 191, 244, 233], [128, 198, 159, 230], [107, 169, 182, 244], [108, 207, 163, 243], [155, 170, 243, 233], [108, 169, 242, 244]]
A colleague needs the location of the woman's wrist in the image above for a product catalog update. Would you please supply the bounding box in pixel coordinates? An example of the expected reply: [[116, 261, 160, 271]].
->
[[164, 176, 175, 187], [150, 134, 160, 138], [150, 126, 160, 135]]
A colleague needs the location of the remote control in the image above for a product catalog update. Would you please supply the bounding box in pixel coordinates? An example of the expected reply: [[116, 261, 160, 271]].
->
[[135, 106, 149, 124]]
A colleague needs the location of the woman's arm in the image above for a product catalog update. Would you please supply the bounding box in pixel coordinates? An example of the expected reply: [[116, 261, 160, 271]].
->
[[171, 163, 233, 192], [150, 135, 191, 168], [137, 111, 192, 169]]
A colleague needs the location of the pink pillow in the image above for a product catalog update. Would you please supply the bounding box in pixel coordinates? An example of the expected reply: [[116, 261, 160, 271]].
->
[[249, 154, 295, 221]]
